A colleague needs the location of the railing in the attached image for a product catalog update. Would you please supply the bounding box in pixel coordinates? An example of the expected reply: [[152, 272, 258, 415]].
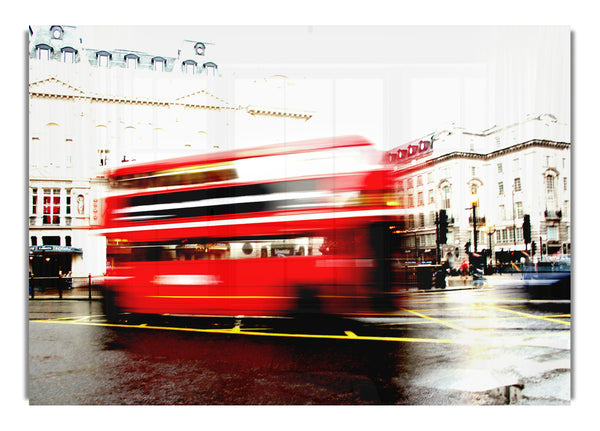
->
[[544, 209, 562, 220], [29, 275, 104, 300]]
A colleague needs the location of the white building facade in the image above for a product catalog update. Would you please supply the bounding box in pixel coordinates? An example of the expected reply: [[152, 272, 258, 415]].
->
[[389, 114, 571, 266], [28, 25, 310, 279]]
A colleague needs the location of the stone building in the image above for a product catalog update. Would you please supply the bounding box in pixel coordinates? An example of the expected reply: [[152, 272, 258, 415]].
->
[[387, 113, 571, 266], [27, 25, 310, 280]]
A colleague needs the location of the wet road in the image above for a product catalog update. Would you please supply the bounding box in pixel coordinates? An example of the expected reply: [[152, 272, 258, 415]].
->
[[28, 285, 570, 405]]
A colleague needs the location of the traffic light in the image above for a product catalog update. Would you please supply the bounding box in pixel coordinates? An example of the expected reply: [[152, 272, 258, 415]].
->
[[439, 209, 448, 244], [465, 241, 471, 254], [531, 241, 537, 256], [523, 214, 531, 244]]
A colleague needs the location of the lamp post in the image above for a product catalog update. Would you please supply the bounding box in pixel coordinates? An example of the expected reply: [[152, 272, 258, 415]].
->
[[471, 191, 479, 253], [487, 225, 496, 266]]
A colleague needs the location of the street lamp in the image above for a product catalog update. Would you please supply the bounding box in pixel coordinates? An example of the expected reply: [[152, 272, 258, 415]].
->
[[487, 225, 496, 266], [471, 189, 479, 253]]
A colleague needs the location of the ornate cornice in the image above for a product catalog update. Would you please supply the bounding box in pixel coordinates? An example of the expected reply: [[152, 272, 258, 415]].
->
[[397, 139, 570, 173], [29, 76, 312, 119]]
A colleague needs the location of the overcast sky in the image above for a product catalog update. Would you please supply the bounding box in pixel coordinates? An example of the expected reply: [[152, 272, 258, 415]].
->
[[77, 26, 570, 149]]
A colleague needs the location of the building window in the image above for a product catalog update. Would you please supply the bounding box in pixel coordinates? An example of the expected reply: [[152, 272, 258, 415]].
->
[[515, 201, 523, 219], [470, 183, 478, 196], [514, 177, 521, 192], [498, 204, 506, 221], [563, 177, 568, 191], [428, 190, 434, 205], [498, 182, 504, 196], [36, 44, 51, 60], [545, 174, 557, 207], [497, 163, 503, 174], [183, 60, 197, 75], [513, 157, 520, 171], [417, 175, 423, 186], [471, 166, 477, 177], [31, 188, 38, 215], [546, 175, 555, 193], [125, 54, 139, 69], [65, 190, 71, 215], [194, 42, 206, 56], [42, 236, 61, 246], [152, 57, 166, 72], [42, 189, 61, 225], [427, 172, 433, 184], [31, 236, 38, 246], [97, 51, 111, 67], [417, 191, 423, 207], [61, 47, 77, 63], [547, 225, 559, 241], [65, 236, 72, 247], [50, 25, 63, 40], [418, 213, 425, 227], [441, 185, 451, 209], [203, 62, 218, 75]]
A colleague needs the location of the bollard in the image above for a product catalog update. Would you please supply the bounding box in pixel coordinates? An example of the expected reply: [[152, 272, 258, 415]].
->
[[88, 273, 92, 300], [58, 276, 63, 299]]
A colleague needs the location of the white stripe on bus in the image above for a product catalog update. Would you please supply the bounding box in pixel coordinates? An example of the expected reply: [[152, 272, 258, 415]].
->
[[114, 190, 331, 215], [96, 208, 410, 235]]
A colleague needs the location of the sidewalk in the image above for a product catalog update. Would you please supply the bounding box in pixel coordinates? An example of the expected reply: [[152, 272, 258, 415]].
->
[[29, 286, 102, 300], [405, 273, 526, 292]]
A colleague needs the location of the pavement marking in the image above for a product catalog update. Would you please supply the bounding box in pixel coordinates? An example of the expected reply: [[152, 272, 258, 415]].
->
[[483, 305, 571, 326], [399, 307, 474, 333], [30, 317, 458, 344]]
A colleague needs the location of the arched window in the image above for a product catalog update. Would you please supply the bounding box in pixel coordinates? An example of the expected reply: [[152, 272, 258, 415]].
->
[[61, 47, 77, 63], [124, 53, 139, 69], [152, 56, 166, 72], [182, 59, 197, 75], [203, 62, 218, 76], [97, 51, 112, 67], [440, 183, 451, 209], [545, 173, 557, 207], [36, 44, 52, 60]]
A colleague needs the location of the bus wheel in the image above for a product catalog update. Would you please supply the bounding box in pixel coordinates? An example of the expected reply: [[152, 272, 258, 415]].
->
[[294, 286, 322, 317], [102, 289, 122, 323]]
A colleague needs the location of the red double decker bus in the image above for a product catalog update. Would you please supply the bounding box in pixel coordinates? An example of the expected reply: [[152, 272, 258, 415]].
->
[[97, 136, 405, 321]]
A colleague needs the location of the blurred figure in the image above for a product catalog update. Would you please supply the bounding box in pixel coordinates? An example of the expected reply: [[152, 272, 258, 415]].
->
[[459, 259, 469, 285]]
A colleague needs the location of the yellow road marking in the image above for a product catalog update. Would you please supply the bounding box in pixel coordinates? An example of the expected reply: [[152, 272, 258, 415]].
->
[[31, 318, 456, 344], [484, 305, 571, 326], [399, 308, 473, 333]]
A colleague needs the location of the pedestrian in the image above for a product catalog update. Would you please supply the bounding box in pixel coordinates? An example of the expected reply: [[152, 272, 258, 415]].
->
[[435, 259, 450, 289], [459, 259, 469, 284]]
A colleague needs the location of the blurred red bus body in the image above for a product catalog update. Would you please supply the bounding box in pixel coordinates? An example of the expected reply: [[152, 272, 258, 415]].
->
[[96, 136, 405, 320]]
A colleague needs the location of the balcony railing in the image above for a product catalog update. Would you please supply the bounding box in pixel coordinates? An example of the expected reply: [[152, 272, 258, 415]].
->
[[544, 209, 562, 220]]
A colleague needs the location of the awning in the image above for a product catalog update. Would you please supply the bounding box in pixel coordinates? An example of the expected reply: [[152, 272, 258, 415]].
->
[[29, 245, 83, 254]]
